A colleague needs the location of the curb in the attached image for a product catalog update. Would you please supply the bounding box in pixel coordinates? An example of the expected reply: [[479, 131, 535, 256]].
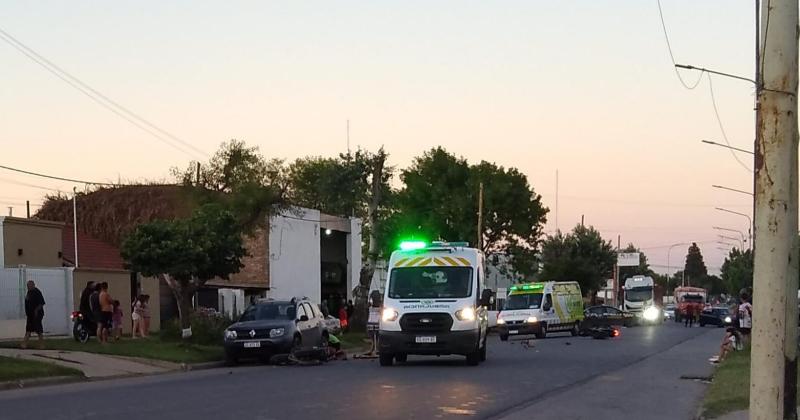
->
[[186, 361, 225, 371], [0, 375, 85, 391]]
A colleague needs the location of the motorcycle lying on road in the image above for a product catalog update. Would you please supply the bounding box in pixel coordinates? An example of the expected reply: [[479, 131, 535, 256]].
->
[[70, 311, 97, 343]]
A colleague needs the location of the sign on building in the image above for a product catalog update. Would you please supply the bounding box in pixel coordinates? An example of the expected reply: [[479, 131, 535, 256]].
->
[[617, 252, 641, 267]]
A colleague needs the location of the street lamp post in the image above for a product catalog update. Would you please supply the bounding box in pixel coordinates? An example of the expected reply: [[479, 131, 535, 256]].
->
[[715, 208, 753, 249], [701, 139, 755, 155], [718, 234, 744, 249], [667, 243, 689, 289], [712, 184, 754, 196]]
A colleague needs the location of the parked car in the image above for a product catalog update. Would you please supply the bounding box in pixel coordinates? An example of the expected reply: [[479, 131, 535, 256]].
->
[[664, 304, 676, 321], [582, 305, 637, 328], [223, 297, 327, 365], [699, 307, 735, 327], [322, 314, 342, 335]]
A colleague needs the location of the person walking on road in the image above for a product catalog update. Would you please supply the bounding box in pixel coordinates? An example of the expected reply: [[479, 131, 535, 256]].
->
[[21, 280, 45, 349], [98, 282, 113, 344], [684, 306, 695, 327]]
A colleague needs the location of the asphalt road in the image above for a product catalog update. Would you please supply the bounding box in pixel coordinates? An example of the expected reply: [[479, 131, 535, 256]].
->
[[0, 322, 721, 420]]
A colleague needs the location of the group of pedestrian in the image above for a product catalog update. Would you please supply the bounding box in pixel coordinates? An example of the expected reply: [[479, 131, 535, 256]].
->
[[711, 290, 752, 364], [131, 294, 151, 338], [321, 296, 354, 333], [87, 281, 116, 344]]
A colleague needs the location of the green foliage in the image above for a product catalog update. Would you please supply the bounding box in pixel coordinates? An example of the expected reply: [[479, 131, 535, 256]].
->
[[539, 225, 616, 293], [160, 311, 234, 346], [121, 204, 246, 283], [288, 151, 371, 217], [172, 140, 288, 233], [0, 356, 82, 381], [618, 244, 654, 282], [389, 147, 548, 275], [683, 242, 708, 285], [721, 248, 753, 295]]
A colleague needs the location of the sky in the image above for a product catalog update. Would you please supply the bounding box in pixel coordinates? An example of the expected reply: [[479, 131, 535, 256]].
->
[[0, 1, 759, 274]]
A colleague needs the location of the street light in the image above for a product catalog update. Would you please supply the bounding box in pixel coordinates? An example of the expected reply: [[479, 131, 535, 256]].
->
[[712, 184, 754, 197], [701, 140, 755, 155], [667, 242, 689, 288], [712, 226, 748, 247], [717, 234, 744, 249], [715, 208, 753, 248]]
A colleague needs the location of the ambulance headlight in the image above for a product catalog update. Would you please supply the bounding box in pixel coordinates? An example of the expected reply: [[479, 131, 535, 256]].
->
[[496, 315, 506, 325], [455, 306, 476, 321], [526, 316, 538, 324], [382, 308, 399, 322], [643, 306, 659, 321]]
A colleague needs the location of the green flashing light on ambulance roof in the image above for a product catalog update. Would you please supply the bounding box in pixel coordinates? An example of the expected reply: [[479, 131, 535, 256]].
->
[[510, 283, 545, 292], [399, 241, 427, 251], [397, 240, 471, 251]]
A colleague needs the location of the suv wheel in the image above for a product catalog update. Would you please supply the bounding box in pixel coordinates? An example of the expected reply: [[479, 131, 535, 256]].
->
[[224, 352, 238, 367], [379, 352, 394, 366], [535, 323, 548, 339], [570, 322, 580, 337], [395, 353, 407, 363]]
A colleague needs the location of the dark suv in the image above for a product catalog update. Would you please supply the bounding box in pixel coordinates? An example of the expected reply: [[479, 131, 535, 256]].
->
[[223, 298, 327, 365]]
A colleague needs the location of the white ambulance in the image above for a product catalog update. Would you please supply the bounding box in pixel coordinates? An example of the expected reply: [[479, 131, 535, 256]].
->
[[496, 281, 584, 341], [379, 241, 492, 366]]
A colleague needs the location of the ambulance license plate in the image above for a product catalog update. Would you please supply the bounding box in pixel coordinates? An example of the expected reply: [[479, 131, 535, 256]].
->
[[415, 336, 436, 344], [244, 342, 261, 348]]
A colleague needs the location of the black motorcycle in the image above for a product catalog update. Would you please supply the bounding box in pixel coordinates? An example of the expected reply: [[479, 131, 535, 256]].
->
[[71, 311, 96, 343]]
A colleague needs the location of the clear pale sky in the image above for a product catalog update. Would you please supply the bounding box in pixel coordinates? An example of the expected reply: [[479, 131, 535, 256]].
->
[[0, 1, 759, 274]]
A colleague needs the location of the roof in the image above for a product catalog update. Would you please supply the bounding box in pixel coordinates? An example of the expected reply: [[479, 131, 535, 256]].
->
[[61, 226, 126, 271]]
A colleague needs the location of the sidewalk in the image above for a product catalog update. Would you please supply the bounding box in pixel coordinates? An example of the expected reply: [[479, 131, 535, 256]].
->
[[498, 328, 721, 420], [0, 348, 175, 379]]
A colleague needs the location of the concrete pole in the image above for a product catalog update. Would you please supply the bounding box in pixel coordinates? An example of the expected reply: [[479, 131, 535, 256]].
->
[[477, 182, 484, 250], [750, 0, 798, 418]]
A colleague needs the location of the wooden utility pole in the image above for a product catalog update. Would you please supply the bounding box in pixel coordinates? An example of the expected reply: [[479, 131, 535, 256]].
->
[[750, 0, 798, 418], [477, 182, 484, 250]]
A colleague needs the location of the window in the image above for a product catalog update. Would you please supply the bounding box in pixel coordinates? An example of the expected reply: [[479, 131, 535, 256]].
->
[[296, 304, 308, 320], [304, 303, 318, 319], [308, 303, 321, 319], [238, 303, 295, 321], [388, 266, 473, 299]]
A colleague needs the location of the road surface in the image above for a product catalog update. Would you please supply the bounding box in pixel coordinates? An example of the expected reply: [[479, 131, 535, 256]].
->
[[0, 322, 721, 420]]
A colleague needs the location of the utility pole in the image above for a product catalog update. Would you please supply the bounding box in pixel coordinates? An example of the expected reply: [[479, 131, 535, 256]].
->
[[477, 182, 484, 250], [72, 187, 79, 269], [555, 170, 559, 233], [195, 162, 201, 186], [26, 201, 30, 218], [750, 0, 798, 418]]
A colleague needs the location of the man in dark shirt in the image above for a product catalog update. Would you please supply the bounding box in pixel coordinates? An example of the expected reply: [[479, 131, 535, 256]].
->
[[22, 280, 45, 349], [79, 281, 95, 321]]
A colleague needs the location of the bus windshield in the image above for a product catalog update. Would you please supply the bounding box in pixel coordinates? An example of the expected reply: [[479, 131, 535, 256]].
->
[[388, 266, 473, 299]]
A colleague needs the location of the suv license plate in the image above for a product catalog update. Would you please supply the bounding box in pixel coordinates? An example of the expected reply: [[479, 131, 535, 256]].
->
[[415, 336, 436, 344], [509, 330, 519, 335], [244, 342, 261, 348]]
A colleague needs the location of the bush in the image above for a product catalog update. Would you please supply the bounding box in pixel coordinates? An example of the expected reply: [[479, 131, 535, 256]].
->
[[160, 310, 233, 346]]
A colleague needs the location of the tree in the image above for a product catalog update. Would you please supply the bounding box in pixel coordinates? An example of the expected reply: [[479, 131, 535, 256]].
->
[[720, 248, 753, 295], [121, 204, 246, 337], [172, 140, 288, 232], [539, 225, 616, 294], [683, 242, 708, 287], [287, 151, 373, 217], [390, 147, 548, 275], [618, 244, 654, 282]]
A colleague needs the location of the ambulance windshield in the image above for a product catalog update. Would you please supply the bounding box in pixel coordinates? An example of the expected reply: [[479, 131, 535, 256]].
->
[[388, 267, 473, 299], [504, 293, 543, 310]]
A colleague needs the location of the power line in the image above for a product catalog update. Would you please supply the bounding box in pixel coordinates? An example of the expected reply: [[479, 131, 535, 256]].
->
[[0, 177, 65, 193], [0, 27, 208, 159], [707, 73, 754, 172], [0, 164, 117, 186], [656, 0, 705, 89]]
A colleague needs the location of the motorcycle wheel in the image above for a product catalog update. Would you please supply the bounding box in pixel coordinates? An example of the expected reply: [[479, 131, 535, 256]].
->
[[76, 324, 90, 343]]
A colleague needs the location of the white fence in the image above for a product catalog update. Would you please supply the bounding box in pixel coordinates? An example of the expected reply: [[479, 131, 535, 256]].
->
[[0, 267, 73, 338]]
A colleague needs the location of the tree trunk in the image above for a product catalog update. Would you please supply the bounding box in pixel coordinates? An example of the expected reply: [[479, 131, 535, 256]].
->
[[162, 274, 198, 339], [351, 150, 386, 329]]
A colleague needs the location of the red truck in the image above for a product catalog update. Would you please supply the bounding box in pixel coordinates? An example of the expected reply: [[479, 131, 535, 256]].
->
[[673, 286, 707, 323]]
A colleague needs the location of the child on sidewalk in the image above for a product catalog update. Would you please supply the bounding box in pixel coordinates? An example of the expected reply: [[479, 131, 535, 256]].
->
[[112, 300, 123, 341], [709, 327, 737, 364]]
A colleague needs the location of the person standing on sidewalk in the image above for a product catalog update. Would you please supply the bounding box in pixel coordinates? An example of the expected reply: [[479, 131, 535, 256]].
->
[[737, 291, 752, 346], [21, 280, 45, 349], [98, 283, 114, 344]]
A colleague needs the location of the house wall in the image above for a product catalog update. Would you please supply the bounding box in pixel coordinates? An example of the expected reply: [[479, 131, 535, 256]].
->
[[268, 208, 321, 302], [1, 218, 63, 268], [226, 226, 269, 288], [72, 269, 162, 335], [0, 267, 73, 338]]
